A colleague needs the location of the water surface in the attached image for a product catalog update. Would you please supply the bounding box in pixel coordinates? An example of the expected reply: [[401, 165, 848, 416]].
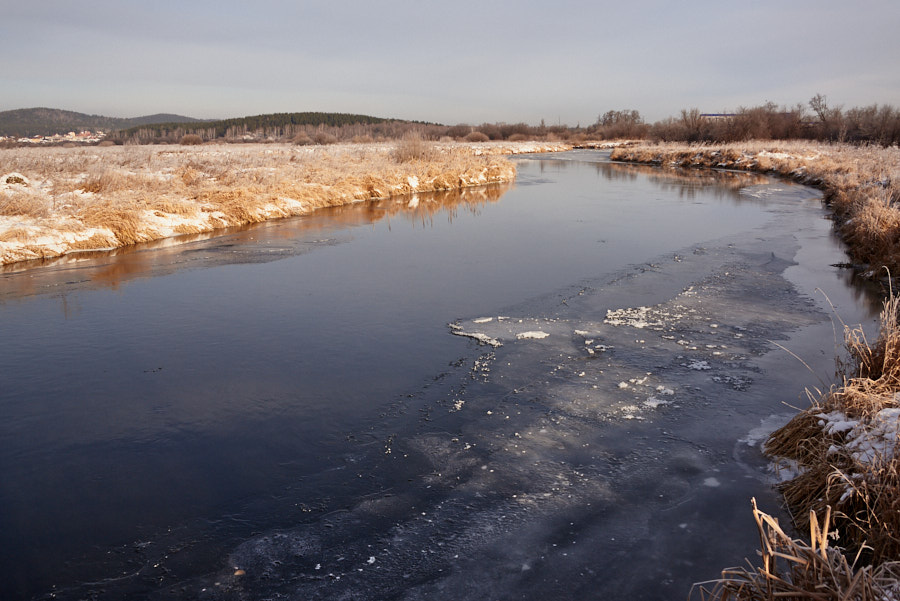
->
[[0, 151, 881, 600]]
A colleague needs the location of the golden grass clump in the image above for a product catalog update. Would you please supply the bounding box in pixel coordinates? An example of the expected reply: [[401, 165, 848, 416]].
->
[[0, 188, 52, 218], [390, 132, 437, 163], [78, 204, 146, 246], [763, 293, 900, 564], [693, 499, 900, 601]]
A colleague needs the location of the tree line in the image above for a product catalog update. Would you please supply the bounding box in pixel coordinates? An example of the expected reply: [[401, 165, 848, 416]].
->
[[14, 96, 897, 147], [593, 96, 900, 146]]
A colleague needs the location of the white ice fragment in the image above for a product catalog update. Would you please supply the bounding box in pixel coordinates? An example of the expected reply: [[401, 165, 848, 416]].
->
[[643, 397, 669, 409], [367, 556, 376, 565], [473, 317, 494, 324], [452, 329, 502, 348], [605, 306, 666, 329], [703, 477, 721, 487], [516, 331, 549, 340], [741, 414, 793, 448]]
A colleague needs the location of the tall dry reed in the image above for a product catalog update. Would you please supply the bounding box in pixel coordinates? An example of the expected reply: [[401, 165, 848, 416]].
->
[[693, 499, 900, 601]]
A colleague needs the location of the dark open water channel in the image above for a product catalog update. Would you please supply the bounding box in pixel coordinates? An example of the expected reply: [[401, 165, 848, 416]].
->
[[0, 151, 882, 600]]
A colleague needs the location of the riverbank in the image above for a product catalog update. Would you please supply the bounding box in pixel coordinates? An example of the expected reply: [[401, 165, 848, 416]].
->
[[696, 292, 900, 600], [0, 140, 570, 267], [611, 142, 900, 282], [613, 141, 900, 599]]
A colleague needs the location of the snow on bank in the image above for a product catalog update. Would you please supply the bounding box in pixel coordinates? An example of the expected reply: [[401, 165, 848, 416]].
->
[[0, 142, 528, 267], [818, 406, 900, 465]]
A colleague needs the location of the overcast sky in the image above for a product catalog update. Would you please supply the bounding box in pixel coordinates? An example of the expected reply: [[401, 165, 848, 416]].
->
[[3, 0, 898, 125]]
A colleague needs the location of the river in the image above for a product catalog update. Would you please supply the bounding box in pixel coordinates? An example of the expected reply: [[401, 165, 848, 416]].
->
[[0, 150, 882, 600]]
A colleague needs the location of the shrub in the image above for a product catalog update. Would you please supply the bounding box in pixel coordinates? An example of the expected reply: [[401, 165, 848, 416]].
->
[[180, 134, 203, 146], [313, 132, 337, 145], [292, 132, 313, 145], [464, 131, 490, 143], [391, 132, 435, 163], [446, 124, 473, 139]]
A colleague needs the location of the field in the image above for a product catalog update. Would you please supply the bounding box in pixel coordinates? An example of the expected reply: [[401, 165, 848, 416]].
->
[[0, 140, 569, 266]]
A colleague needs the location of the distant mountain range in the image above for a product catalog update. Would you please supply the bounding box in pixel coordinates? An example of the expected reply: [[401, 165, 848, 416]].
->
[[0, 108, 206, 137]]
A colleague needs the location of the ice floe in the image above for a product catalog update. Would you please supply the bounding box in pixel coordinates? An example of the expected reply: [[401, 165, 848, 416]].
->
[[516, 331, 549, 340]]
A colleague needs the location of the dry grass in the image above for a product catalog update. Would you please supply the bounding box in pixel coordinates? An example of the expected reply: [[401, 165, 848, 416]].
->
[[693, 499, 900, 601], [0, 141, 555, 265], [611, 142, 900, 280], [390, 132, 437, 163]]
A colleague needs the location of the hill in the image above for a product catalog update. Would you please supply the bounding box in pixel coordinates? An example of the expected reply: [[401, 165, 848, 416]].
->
[[0, 108, 203, 137], [110, 111, 419, 143]]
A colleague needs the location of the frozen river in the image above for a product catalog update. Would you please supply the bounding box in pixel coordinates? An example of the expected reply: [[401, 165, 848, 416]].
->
[[0, 151, 882, 600]]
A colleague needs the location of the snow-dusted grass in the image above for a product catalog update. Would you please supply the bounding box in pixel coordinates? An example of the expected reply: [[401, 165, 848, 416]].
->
[[611, 142, 900, 281], [0, 141, 564, 266]]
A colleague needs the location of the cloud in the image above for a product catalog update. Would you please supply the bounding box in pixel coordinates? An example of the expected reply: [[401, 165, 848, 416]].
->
[[1, 0, 898, 122]]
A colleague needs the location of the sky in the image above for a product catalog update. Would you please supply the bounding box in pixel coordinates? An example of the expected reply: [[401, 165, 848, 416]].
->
[[2, 0, 899, 126]]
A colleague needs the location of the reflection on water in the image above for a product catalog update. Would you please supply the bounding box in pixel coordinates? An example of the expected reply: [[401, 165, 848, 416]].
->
[[0, 183, 511, 301], [528, 152, 771, 200]]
